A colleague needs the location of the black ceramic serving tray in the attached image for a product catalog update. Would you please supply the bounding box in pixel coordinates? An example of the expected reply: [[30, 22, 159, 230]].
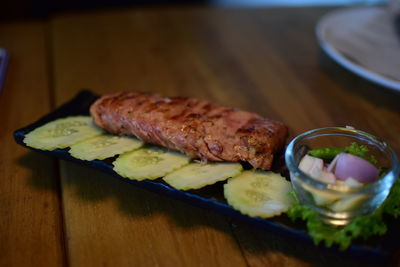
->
[[13, 90, 399, 263]]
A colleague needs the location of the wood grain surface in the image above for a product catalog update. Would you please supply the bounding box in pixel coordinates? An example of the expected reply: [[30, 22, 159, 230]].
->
[[0, 21, 65, 266], [1, 6, 400, 267]]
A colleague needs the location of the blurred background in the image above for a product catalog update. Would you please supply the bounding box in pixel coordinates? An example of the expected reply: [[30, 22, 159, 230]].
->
[[2, 0, 387, 19]]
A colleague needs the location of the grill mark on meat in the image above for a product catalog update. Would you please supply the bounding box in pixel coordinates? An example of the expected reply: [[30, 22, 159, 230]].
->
[[162, 98, 223, 160], [156, 98, 195, 149], [128, 94, 164, 143], [90, 92, 288, 170]]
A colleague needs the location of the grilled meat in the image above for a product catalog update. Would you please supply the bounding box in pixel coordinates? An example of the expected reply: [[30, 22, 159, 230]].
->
[[90, 91, 288, 170]]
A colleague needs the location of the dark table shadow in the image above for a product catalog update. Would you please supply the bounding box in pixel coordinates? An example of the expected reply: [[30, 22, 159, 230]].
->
[[16, 151, 399, 266]]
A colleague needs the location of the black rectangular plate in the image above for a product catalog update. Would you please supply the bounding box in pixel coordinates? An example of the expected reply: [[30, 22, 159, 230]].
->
[[13, 90, 400, 263]]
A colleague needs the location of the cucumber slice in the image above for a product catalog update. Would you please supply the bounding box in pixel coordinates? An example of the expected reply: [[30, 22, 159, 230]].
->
[[301, 183, 340, 206], [163, 162, 243, 190], [224, 170, 293, 218], [113, 146, 190, 181], [329, 194, 371, 212], [69, 134, 143, 161], [23, 116, 103, 150], [311, 190, 339, 206]]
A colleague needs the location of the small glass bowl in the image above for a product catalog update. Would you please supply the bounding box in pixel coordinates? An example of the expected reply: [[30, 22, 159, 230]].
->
[[285, 127, 400, 226]]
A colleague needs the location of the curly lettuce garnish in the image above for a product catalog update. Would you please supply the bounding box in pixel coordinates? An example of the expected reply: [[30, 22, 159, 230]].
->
[[383, 178, 400, 218], [287, 179, 400, 250]]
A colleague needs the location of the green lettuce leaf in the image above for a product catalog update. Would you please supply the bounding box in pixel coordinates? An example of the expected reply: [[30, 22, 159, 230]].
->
[[287, 179, 399, 250], [383, 178, 400, 218], [308, 142, 377, 164]]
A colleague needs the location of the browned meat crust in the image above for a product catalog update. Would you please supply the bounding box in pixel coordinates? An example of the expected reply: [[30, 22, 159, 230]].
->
[[90, 91, 288, 170]]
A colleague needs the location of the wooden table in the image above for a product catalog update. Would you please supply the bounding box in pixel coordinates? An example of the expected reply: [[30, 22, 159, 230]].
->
[[1, 6, 399, 267]]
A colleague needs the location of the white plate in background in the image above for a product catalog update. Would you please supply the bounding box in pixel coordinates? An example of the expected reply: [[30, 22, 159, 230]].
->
[[316, 7, 400, 92]]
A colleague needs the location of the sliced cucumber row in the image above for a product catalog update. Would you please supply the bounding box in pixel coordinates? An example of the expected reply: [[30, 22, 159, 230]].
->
[[25, 116, 294, 219]]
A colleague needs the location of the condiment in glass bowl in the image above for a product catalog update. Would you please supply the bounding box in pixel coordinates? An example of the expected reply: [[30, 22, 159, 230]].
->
[[285, 127, 400, 226]]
